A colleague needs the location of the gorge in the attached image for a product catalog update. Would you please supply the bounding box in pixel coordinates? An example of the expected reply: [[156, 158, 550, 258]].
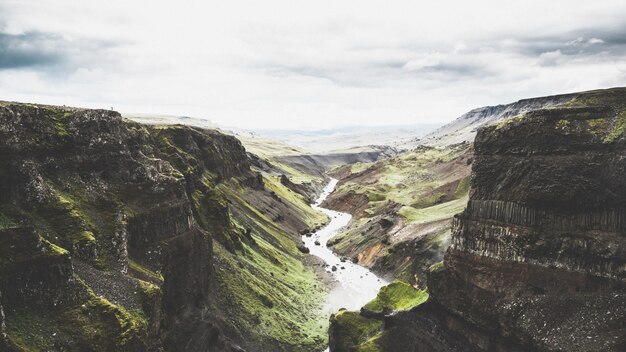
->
[[0, 87, 625, 352]]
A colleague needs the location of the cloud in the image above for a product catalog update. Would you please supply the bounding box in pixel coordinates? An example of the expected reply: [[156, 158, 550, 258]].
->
[[0, 32, 65, 68], [0, 1, 625, 129]]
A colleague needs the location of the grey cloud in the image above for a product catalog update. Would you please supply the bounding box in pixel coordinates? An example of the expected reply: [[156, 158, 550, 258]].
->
[[503, 25, 626, 58], [0, 31, 123, 72], [0, 32, 65, 69]]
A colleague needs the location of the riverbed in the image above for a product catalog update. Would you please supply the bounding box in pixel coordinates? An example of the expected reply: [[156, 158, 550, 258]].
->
[[302, 178, 388, 314]]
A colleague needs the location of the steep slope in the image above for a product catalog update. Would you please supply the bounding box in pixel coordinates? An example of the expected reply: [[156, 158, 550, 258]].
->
[[346, 87, 626, 351], [323, 143, 472, 284], [0, 102, 329, 351]]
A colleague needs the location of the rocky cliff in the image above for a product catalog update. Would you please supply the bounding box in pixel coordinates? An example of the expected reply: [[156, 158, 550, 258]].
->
[[331, 87, 626, 351], [0, 102, 329, 351]]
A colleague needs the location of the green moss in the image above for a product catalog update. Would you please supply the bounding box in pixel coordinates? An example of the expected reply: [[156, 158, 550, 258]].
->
[[411, 192, 447, 208], [211, 240, 328, 350], [399, 196, 468, 223], [605, 111, 626, 142], [330, 310, 383, 352], [555, 119, 570, 130], [454, 176, 470, 198], [495, 114, 524, 129], [428, 260, 444, 272], [5, 294, 146, 351], [357, 332, 383, 352], [587, 118, 608, 137], [0, 229, 69, 272], [129, 259, 164, 284], [263, 175, 328, 228], [363, 281, 428, 313]]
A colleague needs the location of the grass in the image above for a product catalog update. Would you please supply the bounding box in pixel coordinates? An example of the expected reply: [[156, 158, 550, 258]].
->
[[212, 239, 328, 350], [330, 144, 471, 218], [363, 281, 428, 313], [428, 260, 444, 272], [329, 282, 429, 351], [207, 177, 330, 350], [329, 310, 383, 352], [129, 259, 164, 284], [398, 196, 468, 223], [263, 175, 328, 226]]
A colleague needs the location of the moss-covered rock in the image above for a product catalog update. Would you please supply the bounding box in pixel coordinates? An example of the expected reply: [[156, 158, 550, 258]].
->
[[328, 310, 383, 352], [362, 281, 428, 314], [0, 227, 76, 307]]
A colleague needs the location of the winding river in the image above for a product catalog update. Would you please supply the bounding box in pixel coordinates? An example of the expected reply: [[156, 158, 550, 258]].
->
[[302, 179, 388, 351]]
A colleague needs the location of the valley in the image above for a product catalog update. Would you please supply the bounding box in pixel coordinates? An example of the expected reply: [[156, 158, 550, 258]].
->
[[1, 87, 625, 352]]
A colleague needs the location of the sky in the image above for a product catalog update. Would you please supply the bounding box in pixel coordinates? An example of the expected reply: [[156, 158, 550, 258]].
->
[[1, 1, 626, 130]]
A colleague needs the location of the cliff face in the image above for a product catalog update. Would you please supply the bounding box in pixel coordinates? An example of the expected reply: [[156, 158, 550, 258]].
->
[[365, 88, 626, 351], [0, 102, 328, 351]]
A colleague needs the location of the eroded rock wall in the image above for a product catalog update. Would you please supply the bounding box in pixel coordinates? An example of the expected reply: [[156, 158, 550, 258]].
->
[[0, 103, 254, 351], [377, 99, 626, 351]]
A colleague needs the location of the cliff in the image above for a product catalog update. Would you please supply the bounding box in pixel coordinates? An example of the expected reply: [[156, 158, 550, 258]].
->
[[331, 87, 626, 351], [0, 102, 329, 351]]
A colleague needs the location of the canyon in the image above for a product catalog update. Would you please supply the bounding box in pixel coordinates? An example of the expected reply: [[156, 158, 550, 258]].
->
[[0, 87, 624, 352]]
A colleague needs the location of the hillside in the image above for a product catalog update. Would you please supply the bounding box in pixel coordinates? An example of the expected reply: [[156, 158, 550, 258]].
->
[[0, 102, 331, 352], [415, 88, 626, 147], [322, 142, 472, 284]]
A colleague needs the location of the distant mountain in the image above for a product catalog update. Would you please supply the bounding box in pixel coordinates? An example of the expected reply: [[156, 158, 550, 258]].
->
[[256, 124, 441, 153], [415, 91, 586, 146]]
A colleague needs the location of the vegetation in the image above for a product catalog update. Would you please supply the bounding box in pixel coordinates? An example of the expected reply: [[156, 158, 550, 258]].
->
[[324, 144, 471, 285], [211, 177, 329, 350], [330, 310, 383, 352], [363, 281, 428, 313]]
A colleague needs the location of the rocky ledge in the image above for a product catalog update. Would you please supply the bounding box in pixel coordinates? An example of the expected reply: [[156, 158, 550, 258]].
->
[[362, 89, 626, 351]]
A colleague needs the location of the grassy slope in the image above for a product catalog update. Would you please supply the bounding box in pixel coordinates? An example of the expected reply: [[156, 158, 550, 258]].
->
[[207, 175, 330, 350], [325, 144, 472, 283], [239, 135, 326, 185], [363, 282, 428, 313]]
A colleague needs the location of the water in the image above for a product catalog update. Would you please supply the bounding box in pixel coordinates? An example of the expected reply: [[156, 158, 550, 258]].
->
[[302, 178, 388, 328]]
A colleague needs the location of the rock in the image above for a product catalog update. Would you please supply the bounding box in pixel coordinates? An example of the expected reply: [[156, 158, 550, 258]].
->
[[0, 290, 6, 342], [374, 95, 626, 352], [0, 227, 76, 307], [314, 240, 321, 246], [297, 244, 310, 254], [378, 218, 393, 229], [0, 103, 253, 351], [331, 266, 338, 272]]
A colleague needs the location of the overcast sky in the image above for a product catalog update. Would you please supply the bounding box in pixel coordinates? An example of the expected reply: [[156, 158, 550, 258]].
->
[[1, 1, 626, 129]]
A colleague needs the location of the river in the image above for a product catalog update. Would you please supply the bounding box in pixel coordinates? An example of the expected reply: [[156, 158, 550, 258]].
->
[[302, 178, 388, 351]]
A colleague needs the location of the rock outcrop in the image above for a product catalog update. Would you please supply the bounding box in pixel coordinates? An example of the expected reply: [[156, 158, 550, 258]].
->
[[0, 227, 78, 307], [362, 89, 626, 351], [0, 103, 253, 351]]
